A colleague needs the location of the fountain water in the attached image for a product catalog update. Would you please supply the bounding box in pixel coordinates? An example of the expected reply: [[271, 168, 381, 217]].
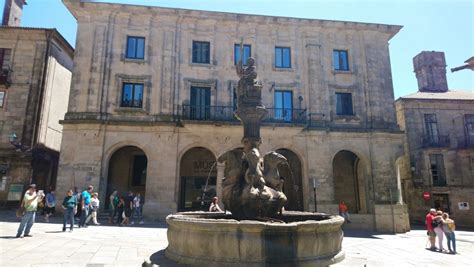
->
[[165, 50, 344, 266]]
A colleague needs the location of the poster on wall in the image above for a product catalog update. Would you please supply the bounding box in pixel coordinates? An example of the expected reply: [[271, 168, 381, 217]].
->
[[458, 202, 470, 210], [7, 184, 24, 201]]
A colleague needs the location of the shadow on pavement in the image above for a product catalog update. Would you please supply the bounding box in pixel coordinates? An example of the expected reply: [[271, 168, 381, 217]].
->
[[0, 236, 18, 239], [149, 249, 187, 267], [343, 229, 382, 239]]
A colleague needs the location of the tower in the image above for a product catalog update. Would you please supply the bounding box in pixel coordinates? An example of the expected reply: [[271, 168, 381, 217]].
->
[[2, 0, 27, 27], [413, 51, 448, 92]]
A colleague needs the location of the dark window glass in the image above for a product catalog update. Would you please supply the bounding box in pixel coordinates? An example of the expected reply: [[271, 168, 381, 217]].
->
[[275, 47, 291, 68], [192, 41, 210, 64], [0, 48, 12, 70], [430, 154, 446, 186], [0, 91, 5, 108], [234, 44, 251, 65], [335, 93, 353, 115], [465, 114, 474, 145], [274, 90, 293, 122], [126, 36, 145, 59], [424, 114, 439, 143], [190, 86, 211, 119], [132, 155, 147, 186], [333, 50, 349, 71], [121, 83, 143, 108]]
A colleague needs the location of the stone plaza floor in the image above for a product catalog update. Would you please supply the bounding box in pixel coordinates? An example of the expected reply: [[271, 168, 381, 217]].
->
[[0, 210, 473, 267]]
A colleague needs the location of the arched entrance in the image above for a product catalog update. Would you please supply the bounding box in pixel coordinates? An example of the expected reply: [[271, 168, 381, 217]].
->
[[333, 150, 367, 214], [179, 147, 217, 211], [106, 146, 147, 208], [276, 149, 303, 211]]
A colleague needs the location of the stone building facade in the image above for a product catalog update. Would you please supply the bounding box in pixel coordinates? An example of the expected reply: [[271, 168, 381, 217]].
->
[[58, 0, 409, 232], [0, 26, 74, 203], [396, 51, 474, 227]]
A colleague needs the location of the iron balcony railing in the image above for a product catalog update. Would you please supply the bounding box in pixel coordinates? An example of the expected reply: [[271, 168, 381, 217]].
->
[[457, 136, 474, 149], [180, 105, 308, 124], [422, 134, 450, 148], [0, 68, 12, 86]]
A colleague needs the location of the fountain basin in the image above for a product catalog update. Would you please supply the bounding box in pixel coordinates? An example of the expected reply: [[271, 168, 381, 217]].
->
[[165, 211, 345, 267]]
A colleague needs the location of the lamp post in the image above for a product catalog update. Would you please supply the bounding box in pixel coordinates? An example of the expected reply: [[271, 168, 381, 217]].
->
[[312, 178, 319, 212]]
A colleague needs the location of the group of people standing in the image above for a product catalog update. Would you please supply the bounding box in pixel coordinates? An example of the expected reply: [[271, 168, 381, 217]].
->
[[425, 208, 457, 254], [108, 190, 144, 225]]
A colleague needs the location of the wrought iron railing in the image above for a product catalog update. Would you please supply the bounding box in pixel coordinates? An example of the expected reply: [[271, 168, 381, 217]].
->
[[263, 108, 307, 124], [422, 135, 450, 148], [0, 68, 12, 86], [457, 136, 474, 149]]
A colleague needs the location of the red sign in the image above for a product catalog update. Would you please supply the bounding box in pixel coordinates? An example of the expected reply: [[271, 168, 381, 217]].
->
[[423, 191, 431, 201]]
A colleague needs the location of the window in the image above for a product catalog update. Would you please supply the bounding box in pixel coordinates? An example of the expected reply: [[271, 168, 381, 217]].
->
[[333, 50, 349, 71], [275, 47, 291, 68], [121, 83, 143, 108], [234, 44, 251, 65], [335, 93, 353, 115], [465, 114, 474, 146], [424, 114, 439, 143], [429, 154, 446, 186], [274, 90, 293, 122], [126, 36, 145, 59], [190, 86, 211, 119], [0, 91, 4, 108], [0, 48, 12, 70], [192, 41, 210, 64]]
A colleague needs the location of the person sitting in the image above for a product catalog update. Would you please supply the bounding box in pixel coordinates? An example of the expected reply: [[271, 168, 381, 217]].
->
[[209, 197, 223, 212]]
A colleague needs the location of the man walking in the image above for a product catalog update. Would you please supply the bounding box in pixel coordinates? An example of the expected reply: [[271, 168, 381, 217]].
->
[[16, 184, 41, 238], [79, 185, 93, 227], [425, 208, 437, 251]]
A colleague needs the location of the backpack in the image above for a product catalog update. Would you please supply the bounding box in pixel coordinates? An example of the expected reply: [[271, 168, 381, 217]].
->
[[431, 219, 440, 228]]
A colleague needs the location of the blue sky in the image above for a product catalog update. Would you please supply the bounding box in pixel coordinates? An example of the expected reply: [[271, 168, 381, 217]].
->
[[7, 0, 474, 98]]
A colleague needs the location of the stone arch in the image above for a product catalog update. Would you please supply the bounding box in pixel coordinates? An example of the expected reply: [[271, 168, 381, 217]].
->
[[332, 150, 368, 214], [178, 147, 217, 212], [275, 148, 304, 211]]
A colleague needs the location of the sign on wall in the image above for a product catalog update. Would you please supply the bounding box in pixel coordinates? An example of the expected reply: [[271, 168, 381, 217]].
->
[[458, 202, 470, 210], [7, 184, 24, 201]]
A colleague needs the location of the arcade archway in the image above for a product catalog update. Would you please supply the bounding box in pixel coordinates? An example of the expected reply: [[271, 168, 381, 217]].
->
[[276, 148, 303, 211]]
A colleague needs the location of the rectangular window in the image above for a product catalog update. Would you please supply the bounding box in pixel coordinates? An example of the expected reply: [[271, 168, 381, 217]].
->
[[234, 44, 251, 65], [121, 83, 144, 108], [0, 48, 12, 70], [275, 47, 291, 68], [126, 36, 145, 59], [192, 41, 210, 64], [190, 86, 211, 120], [335, 93, 354, 115], [430, 154, 447, 186], [424, 114, 439, 144], [274, 90, 293, 122], [0, 91, 4, 108], [333, 49, 349, 71], [465, 114, 474, 146]]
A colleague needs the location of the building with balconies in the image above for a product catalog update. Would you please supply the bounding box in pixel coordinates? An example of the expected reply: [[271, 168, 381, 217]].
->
[[396, 51, 474, 227], [56, 0, 410, 232]]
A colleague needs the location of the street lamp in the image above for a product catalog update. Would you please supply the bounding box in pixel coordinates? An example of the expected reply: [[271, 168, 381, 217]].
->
[[312, 177, 320, 212]]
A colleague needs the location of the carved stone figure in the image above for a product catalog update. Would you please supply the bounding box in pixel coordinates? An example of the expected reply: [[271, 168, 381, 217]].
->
[[235, 57, 263, 108]]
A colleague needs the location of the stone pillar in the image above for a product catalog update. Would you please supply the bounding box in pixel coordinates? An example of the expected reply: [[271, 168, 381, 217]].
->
[[216, 162, 225, 208]]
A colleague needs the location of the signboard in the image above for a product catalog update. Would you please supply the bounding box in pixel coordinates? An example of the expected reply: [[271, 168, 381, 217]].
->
[[422, 191, 431, 201], [7, 183, 24, 201], [458, 202, 469, 210]]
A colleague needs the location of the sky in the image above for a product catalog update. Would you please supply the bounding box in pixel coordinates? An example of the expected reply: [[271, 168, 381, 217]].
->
[[6, 0, 474, 98]]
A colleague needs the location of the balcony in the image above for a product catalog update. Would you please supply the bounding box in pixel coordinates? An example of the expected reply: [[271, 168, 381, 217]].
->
[[0, 68, 11, 86], [457, 136, 474, 149], [180, 105, 307, 125], [422, 135, 450, 148]]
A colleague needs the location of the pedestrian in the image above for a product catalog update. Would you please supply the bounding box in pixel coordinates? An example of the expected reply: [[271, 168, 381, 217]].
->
[[73, 187, 82, 221], [122, 191, 133, 225], [209, 196, 223, 212], [79, 185, 93, 228], [442, 212, 457, 254], [62, 189, 77, 232], [433, 210, 446, 252], [44, 188, 56, 222], [108, 190, 119, 224], [338, 200, 351, 223], [86, 193, 100, 225], [116, 196, 125, 225], [131, 192, 143, 225], [425, 208, 437, 251], [16, 184, 42, 238]]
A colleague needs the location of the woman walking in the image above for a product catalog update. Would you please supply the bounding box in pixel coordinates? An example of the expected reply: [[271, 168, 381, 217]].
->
[[85, 193, 100, 225], [433, 210, 446, 252], [442, 213, 457, 254], [62, 190, 77, 232], [108, 190, 118, 224], [44, 189, 56, 222]]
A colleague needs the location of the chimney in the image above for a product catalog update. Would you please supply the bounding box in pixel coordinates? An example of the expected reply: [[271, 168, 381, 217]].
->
[[2, 0, 27, 27], [413, 51, 448, 93]]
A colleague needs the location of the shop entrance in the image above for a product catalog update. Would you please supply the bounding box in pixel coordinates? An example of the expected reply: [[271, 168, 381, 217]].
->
[[433, 193, 450, 213]]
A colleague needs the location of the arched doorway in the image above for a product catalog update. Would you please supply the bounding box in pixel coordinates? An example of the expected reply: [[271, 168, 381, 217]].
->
[[106, 146, 147, 208], [276, 149, 303, 211], [179, 147, 217, 211], [333, 150, 367, 214]]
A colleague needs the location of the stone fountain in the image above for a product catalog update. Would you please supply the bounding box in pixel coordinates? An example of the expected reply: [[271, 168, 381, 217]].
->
[[165, 50, 344, 267]]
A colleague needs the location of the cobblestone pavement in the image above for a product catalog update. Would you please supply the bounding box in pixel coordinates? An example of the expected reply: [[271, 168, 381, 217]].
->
[[0, 210, 472, 267]]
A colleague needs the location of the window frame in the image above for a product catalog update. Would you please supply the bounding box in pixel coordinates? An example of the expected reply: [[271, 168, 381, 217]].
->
[[465, 114, 474, 145], [0, 91, 5, 108], [333, 49, 349, 71], [125, 36, 145, 60], [429, 154, 447, 187], [120, 82, 144, 108], [192, 41, 211, 64], [424, 114, 440, 143], [274, 90, 293, 122], [274, 46, 291, 68], [190, 86, 211, 120], [335, 92, 354, 116]]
